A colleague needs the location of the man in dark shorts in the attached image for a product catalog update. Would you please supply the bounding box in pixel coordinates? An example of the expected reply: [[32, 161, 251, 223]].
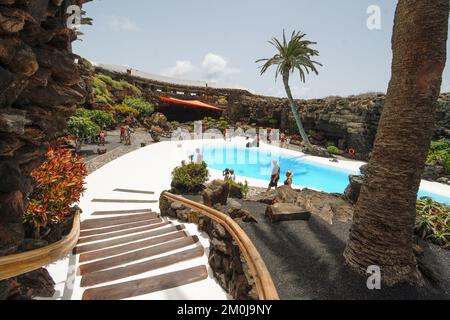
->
[[267, 160, 280, 192]]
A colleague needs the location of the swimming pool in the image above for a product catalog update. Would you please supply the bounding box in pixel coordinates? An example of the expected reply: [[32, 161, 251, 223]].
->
[[202, 144, 450, 205]]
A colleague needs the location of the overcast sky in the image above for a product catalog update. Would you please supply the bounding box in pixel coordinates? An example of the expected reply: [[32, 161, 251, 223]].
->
[[73, 0, 450, 98]]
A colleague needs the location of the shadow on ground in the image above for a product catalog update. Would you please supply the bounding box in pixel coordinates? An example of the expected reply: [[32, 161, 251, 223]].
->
[[237, 200, 450, 300]]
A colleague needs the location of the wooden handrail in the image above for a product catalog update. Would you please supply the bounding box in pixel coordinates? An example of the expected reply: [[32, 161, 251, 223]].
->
[[0, 212, 81, 281], [162, 191, 279, 300]]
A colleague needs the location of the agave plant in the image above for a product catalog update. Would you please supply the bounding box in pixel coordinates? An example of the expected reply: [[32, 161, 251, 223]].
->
[[256, 30, 322, 147], [415, 197, 450, 248]]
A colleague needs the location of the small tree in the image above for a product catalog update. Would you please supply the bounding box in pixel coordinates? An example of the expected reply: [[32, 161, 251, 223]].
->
[[257, 30, 322, 147], [74, 108, 115, 129], [67, 116, 100, 151]]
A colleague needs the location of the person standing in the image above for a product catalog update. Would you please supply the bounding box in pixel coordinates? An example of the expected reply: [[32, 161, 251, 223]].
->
[[124, 125, 134, 146], [229, 169, 236, 182], [120, 124, 126, 143], [98, 129, 106, 146], [284, 171, 294, 187], [195, 148, 203, 164], [267, 160, 280, 192]]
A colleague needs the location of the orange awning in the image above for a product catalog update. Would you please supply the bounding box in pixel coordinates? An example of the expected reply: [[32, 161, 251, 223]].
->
[[160, 96, 224, 112]]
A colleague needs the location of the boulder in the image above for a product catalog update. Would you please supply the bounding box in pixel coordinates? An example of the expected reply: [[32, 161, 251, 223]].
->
[[359, 164, 368, 175], [229, 183, 244, 199], [303, 145, 332, 158], [228, 207, 258, 223], [296, 188, 354, 224], [344, 175, 365, 203], [145, 112, 171, 132], [265, 203, 311, 223], [249, 185, 298, 205], [203, 179, 230, 207]]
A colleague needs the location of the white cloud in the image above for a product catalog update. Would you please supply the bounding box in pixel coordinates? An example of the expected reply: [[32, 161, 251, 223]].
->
[[107, 15, 140, 32], [201, 53, 240, 80], [162, 60, 194, 77]]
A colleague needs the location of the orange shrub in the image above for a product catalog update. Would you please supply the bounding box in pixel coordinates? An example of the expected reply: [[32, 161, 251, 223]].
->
[[24, 149, 88, 232]]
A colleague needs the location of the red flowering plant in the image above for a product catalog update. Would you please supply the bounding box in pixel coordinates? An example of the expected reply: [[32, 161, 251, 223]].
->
[[24, 148, 88, 239]]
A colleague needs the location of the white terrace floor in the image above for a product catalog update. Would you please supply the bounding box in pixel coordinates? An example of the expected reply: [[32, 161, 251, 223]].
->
[[40, 137, 450, 300]]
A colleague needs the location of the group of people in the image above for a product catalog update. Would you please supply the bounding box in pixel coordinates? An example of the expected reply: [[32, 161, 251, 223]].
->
[[266, 160, 293, 192], [181, 148, 204, 166], [222, 168, 236, 181], [245, 133, 290, 149]]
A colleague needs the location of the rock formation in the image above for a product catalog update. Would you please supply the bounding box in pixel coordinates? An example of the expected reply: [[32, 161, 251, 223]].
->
[[0, 0, 90, 298]]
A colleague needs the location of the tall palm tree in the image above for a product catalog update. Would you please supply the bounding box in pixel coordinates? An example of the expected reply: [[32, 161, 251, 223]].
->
[[257, 30, 322, 147], [344, 0, 449, 286]]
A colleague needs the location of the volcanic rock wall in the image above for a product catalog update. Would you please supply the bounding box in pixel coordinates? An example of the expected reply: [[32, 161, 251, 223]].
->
[[0, 0, 90, 257], [95, 67, 449, 160]]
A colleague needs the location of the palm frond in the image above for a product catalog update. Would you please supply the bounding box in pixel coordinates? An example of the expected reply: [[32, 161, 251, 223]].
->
[[256, 29, 322, 83]]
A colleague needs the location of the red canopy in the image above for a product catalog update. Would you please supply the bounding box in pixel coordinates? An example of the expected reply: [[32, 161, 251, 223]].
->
[[160, 96, 224, 112]]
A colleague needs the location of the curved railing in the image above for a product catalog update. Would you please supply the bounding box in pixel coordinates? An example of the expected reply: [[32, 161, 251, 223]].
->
[[162, 191, 279, 300], [0, 212, 80, 281]]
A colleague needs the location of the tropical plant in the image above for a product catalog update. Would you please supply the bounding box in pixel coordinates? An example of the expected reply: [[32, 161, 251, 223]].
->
[[344, 0, 449, 285], [122, 96, 155, 118], [24, 149, 88, 239], [415, 197, 450, 248], [257, 30, 322, 148], [171, 162, 209, 193]]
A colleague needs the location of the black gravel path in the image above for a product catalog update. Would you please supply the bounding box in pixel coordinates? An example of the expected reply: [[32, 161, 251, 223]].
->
[[236, 200, 450, 300]]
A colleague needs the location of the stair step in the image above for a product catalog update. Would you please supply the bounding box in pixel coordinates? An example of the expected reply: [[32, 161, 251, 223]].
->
[[79, 231, 187, 263], [74, 225, 185, 254], [92, 208, 153, 216], [113, 189, 155, 195], [91, 199, 158, 204], [81, 213, 158, 230], [80, 218, 164, 238], [80, 246, 205, 287], [78, 236, 199, 275], [82, 265, 208, 300], [78, 222, 171, 244]]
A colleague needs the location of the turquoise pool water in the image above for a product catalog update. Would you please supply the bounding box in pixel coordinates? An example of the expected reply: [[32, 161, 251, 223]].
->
[[202, 145, 450, 205]]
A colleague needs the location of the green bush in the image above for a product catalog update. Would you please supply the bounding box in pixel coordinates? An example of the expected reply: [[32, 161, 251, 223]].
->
[[415, 197, 450, 248], [122, 96, 154, 118], [113, 104, 139, 118], [68, 116, 100, 140], [74, 108, 115, 129], [225, 178, 249, 198], [93, 75, 113, 104], [96, 74, 142, 96], [427, 139, 450, 174], [171, 162, 209, 193], [327, 144, 340, 155]]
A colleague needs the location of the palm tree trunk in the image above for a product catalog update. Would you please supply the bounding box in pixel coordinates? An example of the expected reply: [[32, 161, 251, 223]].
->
[[344, 0, 449, 286], [282, 73, 312, 147]]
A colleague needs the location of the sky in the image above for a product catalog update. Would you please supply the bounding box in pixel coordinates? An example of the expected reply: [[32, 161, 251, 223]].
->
[[73, 0, 450, 99]]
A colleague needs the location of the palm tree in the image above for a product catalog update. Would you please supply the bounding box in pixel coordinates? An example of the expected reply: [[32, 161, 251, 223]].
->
[[257, 30, 322, 148], [344, 0, 449, 286]]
